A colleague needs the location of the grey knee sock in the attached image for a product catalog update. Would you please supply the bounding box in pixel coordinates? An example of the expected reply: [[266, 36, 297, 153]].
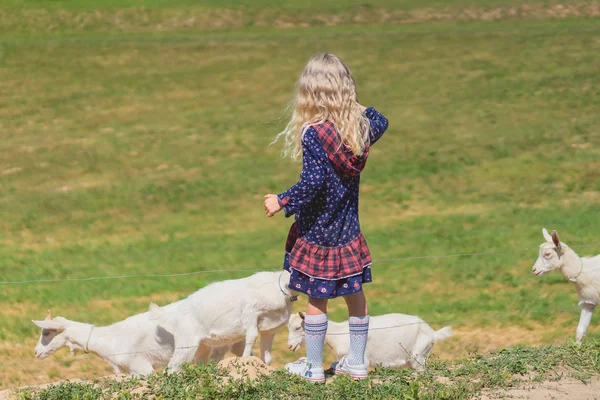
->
[[304, 313, 328, 369], [348, 315, 369, 366]]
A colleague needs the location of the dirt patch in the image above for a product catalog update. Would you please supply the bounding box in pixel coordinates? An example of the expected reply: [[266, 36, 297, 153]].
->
[[87, 291, 183, 311], [218, 356, 274, 381], [481, 377, 600, 400], [0, 301, 40, 317], [2, 167, 22, 176], [434, 318, 574, 359]]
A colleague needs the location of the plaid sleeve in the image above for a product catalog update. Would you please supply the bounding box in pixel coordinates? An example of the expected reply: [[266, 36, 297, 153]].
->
[[277, 129, 327, 218], [364, 107, 389, 146]]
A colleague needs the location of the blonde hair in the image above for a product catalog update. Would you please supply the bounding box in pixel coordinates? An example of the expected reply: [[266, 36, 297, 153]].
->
[[274, 53, 370, 161]]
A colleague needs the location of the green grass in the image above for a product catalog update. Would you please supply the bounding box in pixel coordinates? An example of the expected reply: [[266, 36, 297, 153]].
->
[[1, 0, 599, 390], [1, 0, 597, 37], [15, 341, 600, 399]]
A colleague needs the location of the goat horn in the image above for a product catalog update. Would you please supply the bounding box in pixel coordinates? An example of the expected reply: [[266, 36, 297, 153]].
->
[[46, 309, 52, 320]]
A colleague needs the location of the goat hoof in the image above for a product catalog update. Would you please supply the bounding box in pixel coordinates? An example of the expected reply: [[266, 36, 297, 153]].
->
[[166, 367, 180, 375]]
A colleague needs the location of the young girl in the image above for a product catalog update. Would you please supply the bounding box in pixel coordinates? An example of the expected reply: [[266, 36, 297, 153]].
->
[[264, 53, 388, 382]]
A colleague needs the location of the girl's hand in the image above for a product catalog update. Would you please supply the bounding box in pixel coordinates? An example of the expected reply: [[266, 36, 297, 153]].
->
[[264, 194, 282, 217]]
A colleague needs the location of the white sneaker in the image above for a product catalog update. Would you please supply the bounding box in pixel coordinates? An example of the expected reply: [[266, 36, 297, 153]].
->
[[285, 357, 325, 383], [333, 356, 368, 380]]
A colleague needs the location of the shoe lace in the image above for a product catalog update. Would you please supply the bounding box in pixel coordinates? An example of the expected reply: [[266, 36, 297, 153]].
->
[[338, 356, 348, 367], [291, 358, 308, 366]]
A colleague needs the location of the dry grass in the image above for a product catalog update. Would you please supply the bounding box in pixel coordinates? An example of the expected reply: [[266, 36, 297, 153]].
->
[[1, 2, 599, 35]]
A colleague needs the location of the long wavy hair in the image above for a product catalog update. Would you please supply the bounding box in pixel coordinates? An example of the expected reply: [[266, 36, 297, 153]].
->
[[273, 53, 370, 161]]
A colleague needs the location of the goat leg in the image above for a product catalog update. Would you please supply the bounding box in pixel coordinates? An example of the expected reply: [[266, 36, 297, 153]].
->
[[576, 303, 595, 345]]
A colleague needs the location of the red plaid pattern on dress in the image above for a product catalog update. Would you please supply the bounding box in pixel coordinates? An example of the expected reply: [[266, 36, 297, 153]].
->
[[287, 232, 372, 280], [276, 108, 389, 292], [312, 121, 370, 179], [285, 222, 299, 254]]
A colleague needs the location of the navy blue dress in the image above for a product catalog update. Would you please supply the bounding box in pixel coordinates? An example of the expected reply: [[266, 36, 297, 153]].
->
[[278, 107, 389, 299]]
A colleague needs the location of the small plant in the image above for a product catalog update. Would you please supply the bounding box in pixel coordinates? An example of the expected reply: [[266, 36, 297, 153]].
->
[[17, 341, 600, 400]]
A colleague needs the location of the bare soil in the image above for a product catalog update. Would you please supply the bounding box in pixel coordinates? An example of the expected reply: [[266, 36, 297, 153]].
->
[[481, 377, 600, 400]]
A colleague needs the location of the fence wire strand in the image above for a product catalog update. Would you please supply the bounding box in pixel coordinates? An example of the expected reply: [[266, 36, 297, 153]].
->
[[2, 242, 600, 286], [1, 241, 599, 391], [2, 307, 581, 371]]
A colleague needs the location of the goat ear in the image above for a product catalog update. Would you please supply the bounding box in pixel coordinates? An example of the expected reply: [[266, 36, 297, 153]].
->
[[298, 312, 305, 320], [551, 230, 561, 247], [551, 230, 564, 258], [542, 228, 553, 243], [46, 309, 52, 320], [32, 320, 64, 331]]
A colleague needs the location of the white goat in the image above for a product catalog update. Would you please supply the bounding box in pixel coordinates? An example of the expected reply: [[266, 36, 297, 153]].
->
[[32, 309, 244, 375], [151, 270, 298, 372], [532, 228, 600, 345], [287, 312, 452, 370]]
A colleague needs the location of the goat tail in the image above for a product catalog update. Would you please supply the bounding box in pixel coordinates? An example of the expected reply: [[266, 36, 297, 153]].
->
[[433, 326, 453, 343], [148, 302, 168, 323]]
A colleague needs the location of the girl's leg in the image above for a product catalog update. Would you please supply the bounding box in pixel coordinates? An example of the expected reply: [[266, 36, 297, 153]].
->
[[344, 291, 368, 317], [343, 292, 370, 368], [285, 296, 328, 382], [307, 297, 328, 315], [304, 297, 328, 368]]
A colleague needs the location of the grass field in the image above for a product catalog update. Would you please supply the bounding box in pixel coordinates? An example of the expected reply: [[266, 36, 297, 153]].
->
[[1, 0, 599, 391]]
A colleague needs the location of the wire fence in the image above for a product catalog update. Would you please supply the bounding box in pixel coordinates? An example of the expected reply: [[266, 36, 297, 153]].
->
[[1, 240, 599, 391], [2, 241, 600, 286], [2, 307, 582, 371]]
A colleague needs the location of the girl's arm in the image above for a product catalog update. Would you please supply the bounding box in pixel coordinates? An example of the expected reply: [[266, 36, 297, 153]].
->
[[364, 107, 389, 145], [276, 129, 327, 218]]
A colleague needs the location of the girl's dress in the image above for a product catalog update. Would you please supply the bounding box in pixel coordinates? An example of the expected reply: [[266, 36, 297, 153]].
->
[[278, 107, 388, 299]]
